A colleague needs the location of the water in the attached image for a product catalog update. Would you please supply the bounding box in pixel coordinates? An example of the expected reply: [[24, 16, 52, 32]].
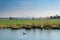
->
[[0, 29, 60, 40]]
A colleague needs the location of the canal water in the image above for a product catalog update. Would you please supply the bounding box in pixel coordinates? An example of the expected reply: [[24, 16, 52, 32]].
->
[[0, 29, 60, 40]]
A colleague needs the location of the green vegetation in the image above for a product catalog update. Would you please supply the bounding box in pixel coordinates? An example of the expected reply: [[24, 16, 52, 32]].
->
[[0, 19, 60, 29]]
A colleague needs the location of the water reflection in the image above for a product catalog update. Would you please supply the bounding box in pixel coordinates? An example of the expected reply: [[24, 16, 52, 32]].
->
[[0, 29, 60, 40]]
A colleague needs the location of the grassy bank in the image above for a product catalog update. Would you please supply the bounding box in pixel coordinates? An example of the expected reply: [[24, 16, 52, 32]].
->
[[0, 19, 60, 29]]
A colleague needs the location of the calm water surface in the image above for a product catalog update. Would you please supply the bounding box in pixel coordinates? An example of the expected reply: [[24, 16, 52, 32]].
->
[[0, 29, 60, 40]]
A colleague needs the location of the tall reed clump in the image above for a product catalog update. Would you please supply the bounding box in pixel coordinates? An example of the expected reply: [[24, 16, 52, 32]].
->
[[56, 19, 60, 27], [40, 18, 44, 28], [32, 17, 35, 28], [51, 19, 60, 29], [0, 20, 8, 28], [22, 19, 31, 29], [44, 17, 53, 28], [9, 20, 20, 29]]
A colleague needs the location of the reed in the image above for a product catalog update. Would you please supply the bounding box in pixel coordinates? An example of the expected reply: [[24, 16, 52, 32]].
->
[[0, 19, 60, 29]]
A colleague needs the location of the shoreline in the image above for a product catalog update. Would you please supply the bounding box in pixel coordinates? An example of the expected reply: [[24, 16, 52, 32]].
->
[[0, 24, 60, 29]]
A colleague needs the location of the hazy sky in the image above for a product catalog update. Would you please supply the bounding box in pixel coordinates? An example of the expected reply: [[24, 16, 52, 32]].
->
[[0, 0, 60, 17]]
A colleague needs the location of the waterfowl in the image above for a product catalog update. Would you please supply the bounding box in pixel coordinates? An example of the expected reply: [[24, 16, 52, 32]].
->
[[23, 32, 26, 35]]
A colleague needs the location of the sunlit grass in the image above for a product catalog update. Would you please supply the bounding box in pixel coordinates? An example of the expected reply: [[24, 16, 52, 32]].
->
[[0, 19, 60, 28], [0, 19, 60, 25]]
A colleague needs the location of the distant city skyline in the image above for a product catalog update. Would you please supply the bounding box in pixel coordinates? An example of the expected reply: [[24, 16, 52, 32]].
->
[[0, 0, 60, 17]]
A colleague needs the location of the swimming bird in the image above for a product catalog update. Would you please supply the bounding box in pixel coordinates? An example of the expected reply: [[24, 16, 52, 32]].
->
[[23, 32, 26, 35]]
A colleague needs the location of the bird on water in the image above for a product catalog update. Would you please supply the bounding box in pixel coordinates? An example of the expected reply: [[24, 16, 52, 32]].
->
[[23, 32, 26, 35]]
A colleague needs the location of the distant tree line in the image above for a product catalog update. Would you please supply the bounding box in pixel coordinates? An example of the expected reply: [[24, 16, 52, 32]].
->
[[9, 17, 18, 20], [8, 15, 60, 20], [50, 15, 60, 19]]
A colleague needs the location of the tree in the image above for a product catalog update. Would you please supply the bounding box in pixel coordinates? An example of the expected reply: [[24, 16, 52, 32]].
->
[[50, 16, 53, 19], [9, 17, 13, 20]]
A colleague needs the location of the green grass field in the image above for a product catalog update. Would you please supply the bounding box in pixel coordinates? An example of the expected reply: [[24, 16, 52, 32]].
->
[[0, 19, 60, 25], [0, 19, 60, 28]]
